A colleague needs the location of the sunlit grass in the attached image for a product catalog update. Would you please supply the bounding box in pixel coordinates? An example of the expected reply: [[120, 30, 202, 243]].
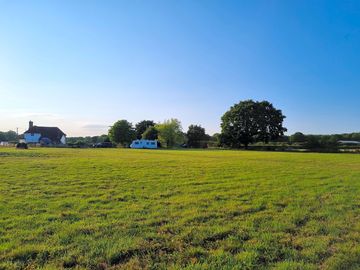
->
[[1, 148, 360, 269]]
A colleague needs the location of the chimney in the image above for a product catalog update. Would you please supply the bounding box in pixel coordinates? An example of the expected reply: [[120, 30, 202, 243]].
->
[[29, 120, 33, 129]]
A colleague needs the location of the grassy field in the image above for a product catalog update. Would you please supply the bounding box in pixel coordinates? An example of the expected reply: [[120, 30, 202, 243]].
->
[[1, 148, 360, 269]]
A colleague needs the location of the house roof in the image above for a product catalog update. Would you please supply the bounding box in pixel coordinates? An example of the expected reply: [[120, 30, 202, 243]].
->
[[24, 126, 66, 142]]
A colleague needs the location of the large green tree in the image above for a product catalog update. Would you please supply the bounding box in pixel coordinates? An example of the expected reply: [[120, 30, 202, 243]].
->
[[108, 120, 135, 147], [186, 125, 208, 148], [135, 120, 155, 139], [142, 126, 159, 140], [220, 100, 287, 148], [155, 119, 183, 148]]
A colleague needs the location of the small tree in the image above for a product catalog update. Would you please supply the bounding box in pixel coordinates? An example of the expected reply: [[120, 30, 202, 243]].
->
[[329, 135, 341, 146], [155, 119, 183, 148], [102, 135, 111, 143], [108, 120, 135, 147], [186, 125, 207, 148], [290, 132, 307, 144], [209, 133, 221, 147], [142, 126, 159, 140], [135, 120, 155, 139], [305, 135, 321, 149]]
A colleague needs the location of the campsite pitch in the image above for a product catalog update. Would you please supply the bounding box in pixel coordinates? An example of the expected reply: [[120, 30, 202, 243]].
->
[[1, 148, 360, 269]]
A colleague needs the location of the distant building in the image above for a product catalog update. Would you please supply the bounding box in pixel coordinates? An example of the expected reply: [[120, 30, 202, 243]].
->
[[338, 140, 360, 145], [24, 121, 66, 145], [130, 139, 158, 149]]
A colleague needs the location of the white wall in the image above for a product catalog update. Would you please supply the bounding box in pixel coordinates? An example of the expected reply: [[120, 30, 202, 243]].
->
[[60, 135, 66, 144], [24, 133, 41, 143]]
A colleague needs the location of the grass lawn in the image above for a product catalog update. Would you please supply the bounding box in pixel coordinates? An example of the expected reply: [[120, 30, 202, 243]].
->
[[1, 148, 360, 269]]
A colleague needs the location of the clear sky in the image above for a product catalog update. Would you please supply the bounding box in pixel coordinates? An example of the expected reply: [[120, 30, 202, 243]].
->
[[1, 0, 359, 136]]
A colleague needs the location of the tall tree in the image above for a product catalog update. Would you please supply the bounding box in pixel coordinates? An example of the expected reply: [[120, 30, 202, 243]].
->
[[186, 125, 207, 148], [142, 126, 158, 140], [155, 119, 183, 148], [0, 132, 6, 142], [108, 120, 135, 147], [5, 131, 18, 141], [220, 100, 287, 148], [135, 120, 155, 139]]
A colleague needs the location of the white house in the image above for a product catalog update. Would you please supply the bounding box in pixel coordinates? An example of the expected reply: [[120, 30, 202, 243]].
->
[[130, 139, 158, 149], [24, 121, 66, 145]]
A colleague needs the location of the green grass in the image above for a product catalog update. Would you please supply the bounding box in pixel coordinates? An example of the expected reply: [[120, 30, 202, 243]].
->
[[1, 148, 360, 269]]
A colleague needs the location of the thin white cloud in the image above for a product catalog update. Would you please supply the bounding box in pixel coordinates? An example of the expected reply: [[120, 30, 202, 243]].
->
[[82, 124, 110, 130]]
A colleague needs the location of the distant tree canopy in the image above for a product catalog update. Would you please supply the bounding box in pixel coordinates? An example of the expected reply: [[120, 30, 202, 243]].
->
[[286, 132, 360, 149], [290, 132, 307, 144], [209, 133, 221, 147], [0, 130, 18, 142], [220, 100, 287, 148], [186, 125, 208, 148], [155, 119, 184, 148], [142, 126, 159, 140], [135, 120, 155, 139], [304, 135, 322, 149], [108, 120, 135, 146], [66, 135, 109, 146]]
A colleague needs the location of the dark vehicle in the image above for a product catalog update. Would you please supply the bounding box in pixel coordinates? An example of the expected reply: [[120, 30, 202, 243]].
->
[[16, 142, 28, 149], [93, 142, 113, 148]]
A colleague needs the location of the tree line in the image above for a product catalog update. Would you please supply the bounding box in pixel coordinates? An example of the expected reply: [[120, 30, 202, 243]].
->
[[105, 100, 359, 149], [285, 132, 360, 148], [2, 99, 359, 150], [106, 100, 287, 148], [66, 135, 110, 147], [0, 131, 18, 142], [108, 119, 210, 148]]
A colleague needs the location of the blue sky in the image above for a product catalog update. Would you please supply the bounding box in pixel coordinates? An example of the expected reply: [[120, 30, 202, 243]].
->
[[1, 0, 359, 136]]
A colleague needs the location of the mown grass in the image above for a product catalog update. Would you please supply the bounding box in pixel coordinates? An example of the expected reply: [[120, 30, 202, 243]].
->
[[1, 148, 360, 269]]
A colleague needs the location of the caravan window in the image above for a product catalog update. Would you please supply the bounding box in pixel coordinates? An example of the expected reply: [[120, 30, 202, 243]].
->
[[146, 142, 149, 145], [151, 142, 155, 145], [135, 142, 139, 145]]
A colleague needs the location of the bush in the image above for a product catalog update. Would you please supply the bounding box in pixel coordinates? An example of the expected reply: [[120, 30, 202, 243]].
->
[[16, 143, 28, 149]]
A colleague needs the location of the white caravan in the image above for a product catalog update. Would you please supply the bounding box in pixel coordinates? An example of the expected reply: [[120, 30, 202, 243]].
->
[[130, 139, 158, 149]]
